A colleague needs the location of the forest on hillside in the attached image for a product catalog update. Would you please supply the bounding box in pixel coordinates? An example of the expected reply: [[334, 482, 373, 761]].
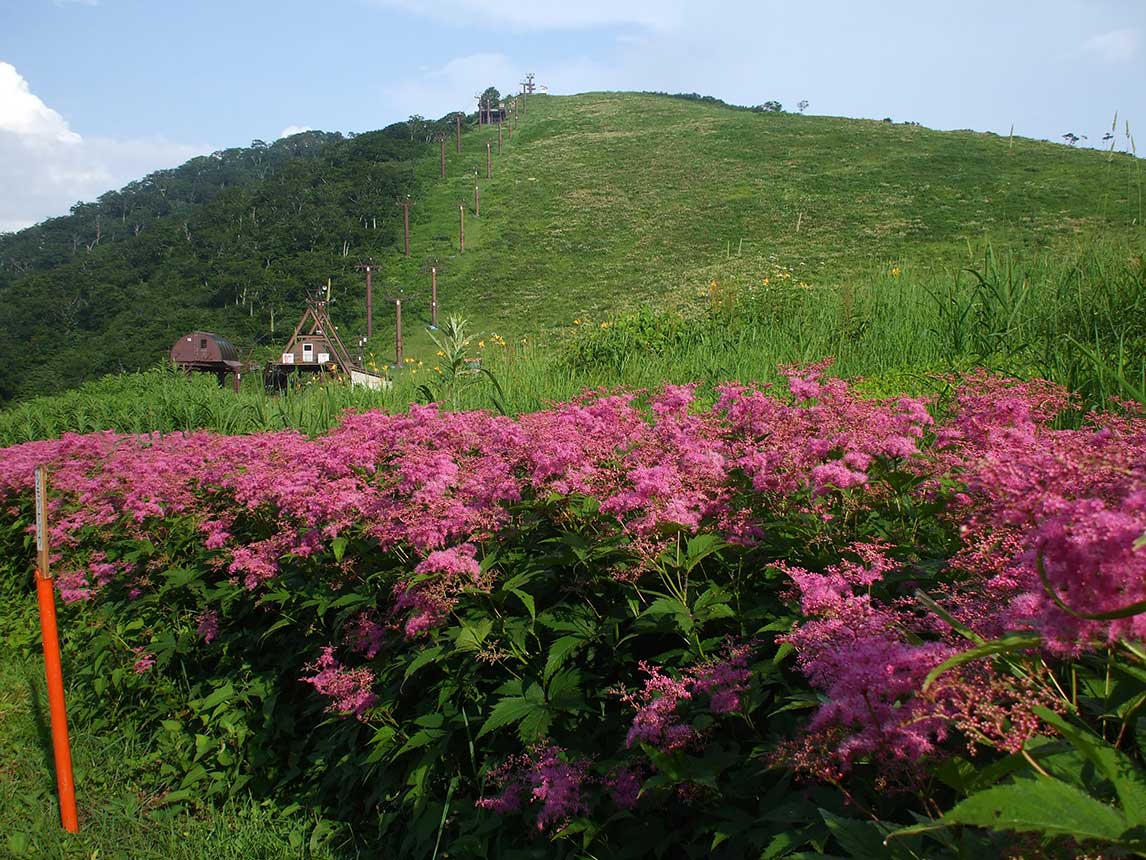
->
[[0, 114, 466, 403]]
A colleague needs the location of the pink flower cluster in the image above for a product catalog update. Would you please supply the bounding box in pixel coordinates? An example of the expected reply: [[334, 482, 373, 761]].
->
[[622, 650, 752, 751], [777, 376, 1145, 775], [300, 646, 378, 720], [476, 745, 590, 831], [2, 367, 1143, 774], [781, 545, 956, 770]]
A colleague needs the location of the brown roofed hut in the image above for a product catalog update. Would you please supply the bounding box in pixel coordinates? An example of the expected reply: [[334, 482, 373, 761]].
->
[[170, 331, 243, 392]]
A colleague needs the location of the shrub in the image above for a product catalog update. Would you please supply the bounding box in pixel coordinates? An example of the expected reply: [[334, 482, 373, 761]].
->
[[3, 366, 1145, 857]]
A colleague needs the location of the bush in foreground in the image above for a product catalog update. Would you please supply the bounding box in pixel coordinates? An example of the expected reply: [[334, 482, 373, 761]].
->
[[1, 364, 1144, 857]]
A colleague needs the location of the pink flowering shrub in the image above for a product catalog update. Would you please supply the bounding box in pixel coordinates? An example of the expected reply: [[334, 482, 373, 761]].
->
[[476, 745, 591, 831], [1, 366, 1144, 857], [301, 646, 377, 720]]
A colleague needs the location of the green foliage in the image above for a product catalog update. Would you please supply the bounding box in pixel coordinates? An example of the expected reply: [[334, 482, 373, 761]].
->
[[414, 315, 506, 412]]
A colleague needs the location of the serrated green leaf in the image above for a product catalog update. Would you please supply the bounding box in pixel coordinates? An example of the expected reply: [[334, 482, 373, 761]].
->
[[517, 707, 553, 742], [1034, 707, 1146, 826], [404, 645, 444, 681], [546, 668, 584, 710], [162, 567, 200, 588], [819, 811, 888, 859], [642, 596, 693, 633], [477, 694, 546, 739], [544, 635, 585, 682], [943, 776, 1128, 842], [455, 618, 493, 653], [684, 534, 725, 572]]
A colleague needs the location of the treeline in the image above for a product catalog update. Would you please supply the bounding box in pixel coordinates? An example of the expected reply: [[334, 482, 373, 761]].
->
[[0, 114, 464, 404]]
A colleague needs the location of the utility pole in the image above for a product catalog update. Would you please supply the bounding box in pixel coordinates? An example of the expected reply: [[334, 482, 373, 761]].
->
[[430, 266, 438, 328], [474, 182, 480, 217], [439, 135, 446, 178], [498, 120, 503, 154], [459, 204, 465, 253], [486, 142, 492, 178], [396, 196, 414, 257], [514, 96, 518, 129], [455, 112, 462, 153], [355, 260, 379, 338], [391, 297, 403, 365]]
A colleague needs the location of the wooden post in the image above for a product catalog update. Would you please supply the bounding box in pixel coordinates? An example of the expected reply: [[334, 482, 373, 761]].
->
[[498, 121, 503, 154], [394, 298, 403, 365], [356, 262, 377, 338], [514, 96, 518, 129], [439, 136, 445, 178], [431, 266, 438, 328], [459, 204, 465, 254], [455, 113, 461, 153], [397, 197, 413, 257], [365, 267, 373, 338], [34, 467, 79, 834], [403, 202, 410, 256], [486, 142, 492, 179], [474, 183, 480, 218]]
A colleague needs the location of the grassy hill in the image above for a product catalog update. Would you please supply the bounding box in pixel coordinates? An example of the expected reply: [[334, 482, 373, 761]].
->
[[1, 91, 1142, 403], [383, 91, 1144, 343]]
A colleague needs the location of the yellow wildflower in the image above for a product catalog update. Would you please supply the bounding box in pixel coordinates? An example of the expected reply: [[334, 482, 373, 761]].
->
[[890, 266, 902, 278]]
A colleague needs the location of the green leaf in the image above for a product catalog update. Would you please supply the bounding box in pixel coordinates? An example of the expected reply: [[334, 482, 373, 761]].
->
[[477, 692, 546, 739], [543, 635, 585, 682], [694, 585, 735, 624], [517, 708, 553, 742], [1034, 707, 1146, 826], [396, 729, 440, 757], [404, 645, 444, 681], [454, 618, 493, 653], [331, 536, 348, 562], [162, 567, 200, 589], [508, 588, 536, 622], [913, 588, 983, 644], [546, 669, 584, 710], [922, 633, 1042, 691], [642, 596, 693, 633], [198, 682, 235, 711], [684, 534, 726, 572], [819, 810, 890, 859], [943, 776, 1128, 842]]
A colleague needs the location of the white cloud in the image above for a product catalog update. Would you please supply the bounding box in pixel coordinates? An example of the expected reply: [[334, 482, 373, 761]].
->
[[279, 124, 313, 138], [366, 0, 685, 32], [0, 62, 80, 142], [1080, 29, 1139, 63], [382, 52, 521, 120], [0, 63, 210, 233]]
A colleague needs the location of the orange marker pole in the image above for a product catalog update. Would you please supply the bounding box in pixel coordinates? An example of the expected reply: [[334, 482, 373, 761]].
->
[[34, 466, 79, 833]]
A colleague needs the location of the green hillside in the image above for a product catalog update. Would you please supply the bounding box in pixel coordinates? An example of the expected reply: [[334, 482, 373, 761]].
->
[[394, 92, 1143, 335], [1, 91, 1142, 403]]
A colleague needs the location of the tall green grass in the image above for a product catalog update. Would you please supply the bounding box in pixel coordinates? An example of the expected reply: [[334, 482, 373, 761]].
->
[[0, 238, 1141, 447]]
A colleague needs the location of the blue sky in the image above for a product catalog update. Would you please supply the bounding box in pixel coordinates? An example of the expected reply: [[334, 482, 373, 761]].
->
[[1, 0, 1144, 231]]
